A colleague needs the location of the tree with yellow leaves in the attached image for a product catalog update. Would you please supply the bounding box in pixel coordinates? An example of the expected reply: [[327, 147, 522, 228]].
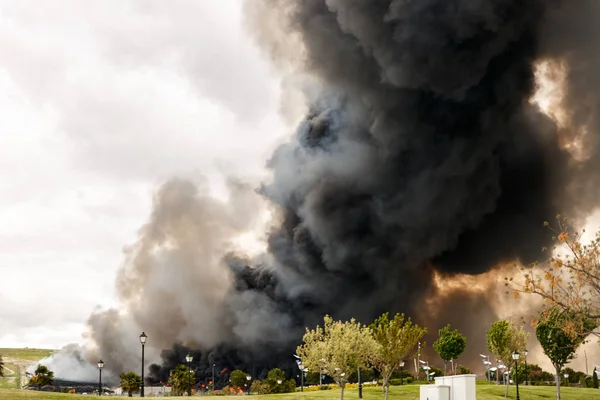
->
[[512, 215, 600, 338], [296, 315, 377, 400]]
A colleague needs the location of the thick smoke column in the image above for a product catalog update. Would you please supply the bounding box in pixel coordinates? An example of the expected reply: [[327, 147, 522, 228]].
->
[[42, 0, 600, 384]]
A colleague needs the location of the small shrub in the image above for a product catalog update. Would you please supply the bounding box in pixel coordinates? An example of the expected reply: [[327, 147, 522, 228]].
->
[[389, 379, 402, 386], [404, 377, 413, 384]]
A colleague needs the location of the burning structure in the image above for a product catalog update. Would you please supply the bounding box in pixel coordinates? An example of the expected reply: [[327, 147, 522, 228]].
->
[[40, 0, 600, 385]]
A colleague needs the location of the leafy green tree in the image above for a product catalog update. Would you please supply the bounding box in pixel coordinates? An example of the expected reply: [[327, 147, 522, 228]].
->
[[259, 368, 294, 394], [168, 364, 196, 396], [297, 315, 377, 400], [486, 319, 527, 397], [28, 365, 54, 390], [119, 372, 141, 397], [536, 307, 595, 400], [229, 369, 248, 389], [369, 313, 426, 400], [593, 367, 598, 389], [456, 365, 471, 375], [433, 324, 467, 375]]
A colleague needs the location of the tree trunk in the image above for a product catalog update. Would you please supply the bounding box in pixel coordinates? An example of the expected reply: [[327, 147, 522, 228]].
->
[[444, 361, 447, 376], [382, 374, 391, 393], [504, 373, 509, 397], [384, 385, 389, 400], [340, 385, 345, 400], [128, 389, 133, 397], [555, 366, 561, 400]]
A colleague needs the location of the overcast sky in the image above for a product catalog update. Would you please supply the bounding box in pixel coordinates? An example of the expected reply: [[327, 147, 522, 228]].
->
[[0, 0, 290, 349]]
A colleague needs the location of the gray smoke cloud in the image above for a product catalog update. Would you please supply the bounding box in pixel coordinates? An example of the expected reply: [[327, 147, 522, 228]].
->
[[41, 0, 600, 383]]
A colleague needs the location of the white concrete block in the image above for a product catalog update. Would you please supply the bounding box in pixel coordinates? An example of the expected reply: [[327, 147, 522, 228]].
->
[[420, 384, 450, 400], [434, 374, 476, 400]]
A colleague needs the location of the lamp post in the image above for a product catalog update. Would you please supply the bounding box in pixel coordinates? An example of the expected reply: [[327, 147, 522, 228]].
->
[[294, 355, 304, 392], [97, 360, 104, 396], [563, 372, 569, 387], [419, 360, 429, 383], [319, 359, 325, 390], [186, 353, 193, 397], [524, 349, 528, 386], [246, 375, 251, 395], [139, 332, 147, 397], [212, 363, 215, 392], [358, 365, 363, 399], [417, 342, 421, 381], [399, 361, 405, 385], [480, 354, 491, 384], [512, 351, 520, 400]]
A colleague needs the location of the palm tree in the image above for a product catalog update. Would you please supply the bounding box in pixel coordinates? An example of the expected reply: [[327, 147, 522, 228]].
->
[[119, 372, 142, 397], [29, 365, 54, 390]]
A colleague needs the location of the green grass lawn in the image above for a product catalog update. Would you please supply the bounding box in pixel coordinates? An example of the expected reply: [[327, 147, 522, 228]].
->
[[1, 384, 599, 399], [0, 348, 55, 389]]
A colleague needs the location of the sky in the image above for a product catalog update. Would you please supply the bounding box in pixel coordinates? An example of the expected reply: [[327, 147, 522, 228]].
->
[[0, 0, 291, 349]]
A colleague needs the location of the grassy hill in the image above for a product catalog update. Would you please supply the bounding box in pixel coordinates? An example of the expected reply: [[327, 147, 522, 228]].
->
[[0, 384, 599, 399], [0, 348, 55, 389]]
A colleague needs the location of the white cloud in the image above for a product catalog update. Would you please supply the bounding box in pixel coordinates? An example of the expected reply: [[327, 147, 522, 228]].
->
[[0, 0, 288, 349]]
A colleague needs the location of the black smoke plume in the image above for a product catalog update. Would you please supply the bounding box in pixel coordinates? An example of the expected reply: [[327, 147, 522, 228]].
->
[[43, 0, 600, 385]]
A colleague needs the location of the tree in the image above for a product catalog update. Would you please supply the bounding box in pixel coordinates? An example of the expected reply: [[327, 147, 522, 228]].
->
[[168, 364, 197, 396], [297, 315, 377, 400], [119, 372, 142, 397], [369, 312, 426, 400], [433, 324, 467, 375], [229, 369, 247, 390], [536, 307, 595, 400], [486, 320, 528, 397], [513, 216, 600, 338], [28, 365, 54, 390], [593, 367, 599, 389]]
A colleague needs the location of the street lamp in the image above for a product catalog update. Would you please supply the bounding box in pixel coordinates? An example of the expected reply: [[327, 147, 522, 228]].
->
[[417, 342, 421, 381], [277, 379, 282, 385], [512, 351, 520, 400], [294, 355, 304, 392], [186, 353, 193, 397], [481, 354, 491, 384], [212, 363, 216, 392], [319, 358, 325, 390], [139, 332, 147, 397], [246, 375, 251, 395], [523, 349, 528, 386], [419, 360, 429, 382], [563, 372, 569, 387], [97, 360, 104, 397], [399, 361, 405, 385]]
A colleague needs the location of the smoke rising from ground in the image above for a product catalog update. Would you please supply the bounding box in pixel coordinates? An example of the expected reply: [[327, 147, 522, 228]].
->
[[41, 0, 600, 382]]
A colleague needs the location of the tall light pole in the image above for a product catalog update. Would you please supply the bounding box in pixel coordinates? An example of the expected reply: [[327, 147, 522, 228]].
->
[[293, 355, 304, 392], [512, 351, 520, 400], [480, 354, 491, 384], [319, 359, 325, 390], [139, 332, 147, 397], [563, 372, 569, 387], [246, 375, 251, 395], [417, 342, 421, 381], [212, 363, 215, 392], [358, 365, 362, 399], [399, 361, 405, 385], [524, 349, 529, 386], [186, 353, 193, 397], [97, 360, 104, 397]]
